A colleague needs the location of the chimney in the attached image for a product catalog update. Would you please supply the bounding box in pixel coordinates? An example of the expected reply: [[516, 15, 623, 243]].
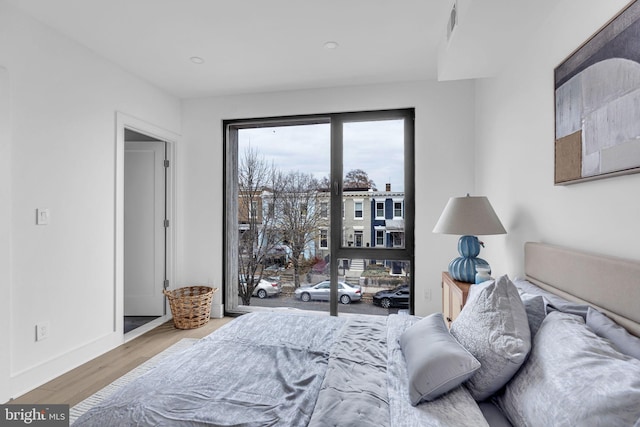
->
[[386, 183, 391, 192]]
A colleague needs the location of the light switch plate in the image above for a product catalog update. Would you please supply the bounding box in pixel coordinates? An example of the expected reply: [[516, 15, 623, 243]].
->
[[36, 208, 49, 225]]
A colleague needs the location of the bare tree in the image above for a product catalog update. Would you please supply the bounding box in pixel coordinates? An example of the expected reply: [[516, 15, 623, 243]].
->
[[237, 147, 281, 306], [238, 146, 325, 297], [319, 175, 331, 191], [320, 170, 375, 190], [275, 171, 323, 288], [344, 168, 376, 190]]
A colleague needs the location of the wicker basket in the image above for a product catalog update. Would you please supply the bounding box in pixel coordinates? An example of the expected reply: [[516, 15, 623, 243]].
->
[[164, 286, 217, 329]]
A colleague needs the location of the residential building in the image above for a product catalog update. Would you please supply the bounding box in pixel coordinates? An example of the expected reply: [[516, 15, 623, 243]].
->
[[371, 184, 405, 250], [342, 188, 372, 249], [315, 184, 406, 275]]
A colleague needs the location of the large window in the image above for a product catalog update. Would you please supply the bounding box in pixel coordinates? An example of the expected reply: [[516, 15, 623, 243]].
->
[[224, 109, 414, 316]]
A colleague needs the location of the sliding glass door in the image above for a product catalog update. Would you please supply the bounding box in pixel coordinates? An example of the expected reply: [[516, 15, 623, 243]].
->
[[331, 111, 414, 315], [224, 109, 414, 316]]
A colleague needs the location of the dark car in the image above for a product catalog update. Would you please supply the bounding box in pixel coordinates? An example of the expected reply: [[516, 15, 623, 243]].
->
[[372, 285, 409, 309]]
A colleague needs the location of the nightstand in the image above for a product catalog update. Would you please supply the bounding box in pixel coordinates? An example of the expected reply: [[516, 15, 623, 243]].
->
[[442, 272, 471, 328]]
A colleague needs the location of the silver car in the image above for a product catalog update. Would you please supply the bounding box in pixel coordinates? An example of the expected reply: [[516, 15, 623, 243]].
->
[[240, 276, 281, 298], [294, 280, 361, 304]]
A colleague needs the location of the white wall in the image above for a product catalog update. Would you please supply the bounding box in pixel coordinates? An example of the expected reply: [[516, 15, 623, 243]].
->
[[475, 0, 640, 277], [0, 65, 12, 403], [181, 80, 476, 317], [0, 1, 181, 402]]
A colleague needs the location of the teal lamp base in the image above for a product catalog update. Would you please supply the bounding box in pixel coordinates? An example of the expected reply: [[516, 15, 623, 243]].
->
[[448, 235, 490, 283]]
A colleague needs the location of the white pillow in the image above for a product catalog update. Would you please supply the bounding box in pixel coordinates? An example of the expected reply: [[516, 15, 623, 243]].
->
[[400, 313, 480, 405], [450, 275, 531, 401]]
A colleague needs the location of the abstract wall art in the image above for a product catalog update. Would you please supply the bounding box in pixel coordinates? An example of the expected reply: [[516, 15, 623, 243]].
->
[[555, 0, 640, 184]]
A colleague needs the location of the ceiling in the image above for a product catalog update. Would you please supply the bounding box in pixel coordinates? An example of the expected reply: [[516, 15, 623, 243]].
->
[[7, 0, 557, 99]]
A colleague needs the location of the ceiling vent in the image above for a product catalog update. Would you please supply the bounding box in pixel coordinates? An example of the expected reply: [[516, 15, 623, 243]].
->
[[447, 2, 458, 42]]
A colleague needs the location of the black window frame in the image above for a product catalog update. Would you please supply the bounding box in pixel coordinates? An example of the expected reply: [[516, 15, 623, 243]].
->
[[223, 108, 415, 315]]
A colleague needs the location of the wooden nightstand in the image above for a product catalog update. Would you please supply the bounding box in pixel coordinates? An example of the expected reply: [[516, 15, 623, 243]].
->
[[442, 272, 471, 328]]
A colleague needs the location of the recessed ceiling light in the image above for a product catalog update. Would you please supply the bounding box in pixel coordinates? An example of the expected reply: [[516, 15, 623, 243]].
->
[[190, 56, 205, 64], [323, 41, 339, 50]]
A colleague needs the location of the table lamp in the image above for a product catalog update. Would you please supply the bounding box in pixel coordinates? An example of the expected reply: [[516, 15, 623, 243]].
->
[[433, 194, 506, 283]]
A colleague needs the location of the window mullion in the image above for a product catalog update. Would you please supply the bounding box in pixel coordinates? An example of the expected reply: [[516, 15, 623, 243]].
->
[[329, 116, 343, 317]]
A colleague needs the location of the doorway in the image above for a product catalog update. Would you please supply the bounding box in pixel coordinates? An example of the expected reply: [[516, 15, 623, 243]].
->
[[124, 129, 168, 333]]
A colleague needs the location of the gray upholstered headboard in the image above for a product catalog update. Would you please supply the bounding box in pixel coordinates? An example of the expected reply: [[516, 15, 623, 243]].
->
[[525, 242, 640, 337]]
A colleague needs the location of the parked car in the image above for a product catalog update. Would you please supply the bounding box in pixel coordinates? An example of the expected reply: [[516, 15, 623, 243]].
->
[[239, 276, 281, 298], [294, 280, 361, 304], [372, 285, 409, 309]]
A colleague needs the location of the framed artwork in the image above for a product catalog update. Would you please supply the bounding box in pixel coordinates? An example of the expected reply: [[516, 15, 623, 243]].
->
[[555, 0, 640, 184]]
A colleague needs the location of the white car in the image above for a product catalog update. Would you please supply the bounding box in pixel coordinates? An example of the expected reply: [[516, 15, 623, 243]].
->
[[239, 276, 281, 298]]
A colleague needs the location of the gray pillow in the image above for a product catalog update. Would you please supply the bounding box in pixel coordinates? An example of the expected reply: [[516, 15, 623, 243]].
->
[[519, 292, 547, 337], [586, 307, 640, 359], [497, 311, 640, 426], [450, 275, 531, 401], [400, 313, 480, 405], [514, 278, 590, 319]]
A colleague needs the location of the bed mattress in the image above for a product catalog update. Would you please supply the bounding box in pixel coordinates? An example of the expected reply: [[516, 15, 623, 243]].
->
[[73, 311, 486, 427]]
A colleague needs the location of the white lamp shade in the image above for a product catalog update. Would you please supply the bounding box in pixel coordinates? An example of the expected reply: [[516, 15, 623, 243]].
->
[[433, 195, 506, 236]]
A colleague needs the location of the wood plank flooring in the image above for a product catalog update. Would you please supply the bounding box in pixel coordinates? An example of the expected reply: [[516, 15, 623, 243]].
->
[[9, 317, 233, 406]]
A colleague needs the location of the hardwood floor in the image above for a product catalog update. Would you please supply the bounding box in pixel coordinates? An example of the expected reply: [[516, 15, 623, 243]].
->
[[10, 317, 233, 406]]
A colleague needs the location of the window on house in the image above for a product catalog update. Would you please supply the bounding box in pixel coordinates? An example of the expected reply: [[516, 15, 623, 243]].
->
[[354, 201, 363, 219], [320, 201, 328, 218], [394, 201, 403, 218], [224, 109, 414, 316], [319, 228, 328, 249], [249, 200, 258, 220], [376, 201, 385, 219]]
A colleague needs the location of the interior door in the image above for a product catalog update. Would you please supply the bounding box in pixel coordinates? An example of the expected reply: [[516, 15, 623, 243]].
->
[[124, 141, 166, 316]]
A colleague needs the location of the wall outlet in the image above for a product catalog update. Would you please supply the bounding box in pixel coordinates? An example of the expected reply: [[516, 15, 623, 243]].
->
[[36, 321, 50, 341], [424, 289, 432, 301]]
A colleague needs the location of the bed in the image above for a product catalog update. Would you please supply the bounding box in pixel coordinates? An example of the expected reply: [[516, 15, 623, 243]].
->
[[73, 242, 640, 426]]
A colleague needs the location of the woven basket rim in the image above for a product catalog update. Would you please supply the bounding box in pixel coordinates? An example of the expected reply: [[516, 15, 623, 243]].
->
[[163, 286, 216, 297]]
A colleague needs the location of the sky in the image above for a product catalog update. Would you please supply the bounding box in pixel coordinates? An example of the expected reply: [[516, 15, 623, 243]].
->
[[238, 119, 405, 192]]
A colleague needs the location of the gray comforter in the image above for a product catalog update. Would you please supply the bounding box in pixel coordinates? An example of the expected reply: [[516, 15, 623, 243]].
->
[[73, 311, 486, 427]]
